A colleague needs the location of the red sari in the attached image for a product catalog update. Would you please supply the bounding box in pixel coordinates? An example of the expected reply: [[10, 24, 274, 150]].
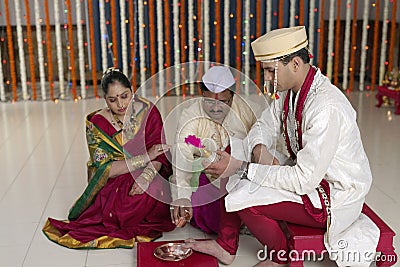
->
[[43, 97, 175, 249]]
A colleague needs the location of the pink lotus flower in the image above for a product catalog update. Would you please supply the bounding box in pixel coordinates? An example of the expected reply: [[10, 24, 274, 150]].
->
[[184, 135, 204, 148]]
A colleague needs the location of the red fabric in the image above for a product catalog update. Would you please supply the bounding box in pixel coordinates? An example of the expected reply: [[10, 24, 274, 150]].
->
[[237, 202, 326, 264], [215, 164, 242, 255], [48, 103, 175, 245], [190, 173, 221, 234]]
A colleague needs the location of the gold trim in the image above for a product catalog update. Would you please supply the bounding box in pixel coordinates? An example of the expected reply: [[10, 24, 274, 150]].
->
[[254, 39, 308, 59], [43, 219, 136, 249]]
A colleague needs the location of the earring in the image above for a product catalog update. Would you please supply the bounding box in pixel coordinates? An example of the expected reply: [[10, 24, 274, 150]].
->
[[271, 61, 280, 100], [106, 107, 110, 111]]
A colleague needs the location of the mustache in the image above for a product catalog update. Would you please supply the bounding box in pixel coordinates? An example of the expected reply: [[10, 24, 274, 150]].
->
[[209, 109, 223, 113]]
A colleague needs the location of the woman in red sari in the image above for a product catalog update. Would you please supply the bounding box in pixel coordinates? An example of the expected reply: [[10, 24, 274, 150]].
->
[[43, 68, 175, 249]]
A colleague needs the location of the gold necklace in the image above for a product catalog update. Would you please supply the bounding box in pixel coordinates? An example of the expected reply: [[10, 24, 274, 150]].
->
[[109, 109, 124, 129]]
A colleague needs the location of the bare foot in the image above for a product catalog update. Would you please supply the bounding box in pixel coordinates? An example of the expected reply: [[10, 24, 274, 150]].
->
[[184, 238, 235, 265], [254, 259, 289, 267]]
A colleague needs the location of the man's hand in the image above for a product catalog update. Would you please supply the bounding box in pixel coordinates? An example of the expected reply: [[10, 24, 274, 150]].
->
[[252, 144, 279, 165], [203, 151, 242, 178], [170, 198, 193, 227]]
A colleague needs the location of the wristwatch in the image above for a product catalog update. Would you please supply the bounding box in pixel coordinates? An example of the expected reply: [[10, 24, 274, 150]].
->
[[236, 161, 250, 179]]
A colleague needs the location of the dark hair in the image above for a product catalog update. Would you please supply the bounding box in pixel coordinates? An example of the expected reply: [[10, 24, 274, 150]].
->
[[101, 68, 131, 95], [199, 82, 234, 95], [280, 48, 310, 65]]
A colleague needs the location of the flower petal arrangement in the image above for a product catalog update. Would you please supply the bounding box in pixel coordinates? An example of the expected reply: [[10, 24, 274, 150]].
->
[[184, 135, 205, 148]]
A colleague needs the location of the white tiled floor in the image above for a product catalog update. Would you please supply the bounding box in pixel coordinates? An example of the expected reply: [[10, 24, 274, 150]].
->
[[0, 91, 398, 267]]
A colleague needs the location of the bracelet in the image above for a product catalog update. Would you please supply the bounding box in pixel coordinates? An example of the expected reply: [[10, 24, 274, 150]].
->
[[130, 155, 146, 170], [139, 166, 157, 182]]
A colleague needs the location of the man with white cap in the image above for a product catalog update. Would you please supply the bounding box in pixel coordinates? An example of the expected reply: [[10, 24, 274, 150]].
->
[[169, 65, 258, 235], [185, 26, 379, 267]]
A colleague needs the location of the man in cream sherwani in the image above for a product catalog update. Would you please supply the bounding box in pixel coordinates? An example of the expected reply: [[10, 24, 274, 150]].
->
[[185, 26, 379, 267], [169, 66, 257, 236]]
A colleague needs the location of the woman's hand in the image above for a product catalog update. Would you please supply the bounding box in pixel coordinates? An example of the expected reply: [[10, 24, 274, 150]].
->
[[129, 176, 150, 195], [143, 144, 170, 164], [170, 198, 193, 227]]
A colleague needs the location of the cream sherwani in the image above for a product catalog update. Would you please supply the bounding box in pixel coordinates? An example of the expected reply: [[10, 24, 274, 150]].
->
[[171, 94, 257, 201], [225, 69, 379, 267]]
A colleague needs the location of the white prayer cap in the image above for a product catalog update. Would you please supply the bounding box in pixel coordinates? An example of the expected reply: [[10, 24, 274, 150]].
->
[[251, 26, 308, 62], [202, 66, 235, 93]]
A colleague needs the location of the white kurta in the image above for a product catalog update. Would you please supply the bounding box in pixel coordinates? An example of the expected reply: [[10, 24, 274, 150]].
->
[[225, 69, 379, 267], [170, 94, 257, 201]]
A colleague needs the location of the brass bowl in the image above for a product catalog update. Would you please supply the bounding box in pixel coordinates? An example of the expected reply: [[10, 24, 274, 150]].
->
[[153, 242, 193, 261]]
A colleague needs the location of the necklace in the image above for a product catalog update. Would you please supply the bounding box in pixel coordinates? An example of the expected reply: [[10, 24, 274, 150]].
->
[[123, 96, 138, 140], [108, 95, 137, 139]]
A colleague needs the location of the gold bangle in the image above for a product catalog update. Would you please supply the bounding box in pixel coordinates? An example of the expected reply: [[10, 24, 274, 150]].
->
[[130, 155, 145, 170], [140, 167, 157, 182]]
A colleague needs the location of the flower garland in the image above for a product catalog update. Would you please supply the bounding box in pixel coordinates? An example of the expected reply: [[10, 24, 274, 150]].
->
[[76, 0, 86, 98], [110, 0, 118, 67], [44, 0, 54, 100], [299, 0, 305, 25], [359, 1, 370, 91], [24, 0, 38, 100], [149, 0, 157, 96], [179, 0, 187, 93], [326, 0, 335, 80], [266, 0, 272, 32], [244, 0, 250, 95], [120, 0, 128, 75], [53, 0, 65, 98], [99, 0, 108, 72], [388, 0, 397, 71], [5, 0, 18, 101], [173, 0, 180, 95], [34, 0, 47, 100], [215, 1, 221, 63], [88, 0, 98, 97], [164, 0, 172, 95], [66, 0, 77, 99], [255, 0, 261, 88], [157, 0, 165, 96], [349, 0, 358, 91], [342, 0, 352, 90], [333, 0, 341, 86], [235, 0, 242, 92], [290, 0, 296, 27], [15, 0, 28, 100], [279, 0, 284, 28], [203, 0, 210, 71], [0, 47, 5, 101], [371, 0, 381, 91], [223, 0, 230, 66], [308, 0, 316, 65], [196, 0, 203, 95], [379, 0, 390, 85], [188, 0, 195, 95], [138, 0, 146, 95], [317, 0, 325, 71]]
